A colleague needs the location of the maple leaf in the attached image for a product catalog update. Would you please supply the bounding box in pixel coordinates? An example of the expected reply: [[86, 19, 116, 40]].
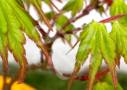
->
[[110, 0, 127, 26], [0, 6, 8, 73], [45, 11, 56, 21], [0, 0, 53, 83], [110, 21, 127, 67], [62, 0, 84, 17], [56, 15, 74, 46], [0, 0, 28, 83], [68, 21, 117, 90], [93, 82, 115, 90], [101, 73, 123, 90]]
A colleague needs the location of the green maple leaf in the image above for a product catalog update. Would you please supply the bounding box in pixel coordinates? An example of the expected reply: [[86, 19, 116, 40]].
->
[[93, 82, 115, 90], [0, 0, 53, 83], [102, 73, 123, 90], [0, 6, 8, 72], [45, 11, 56, 20], [68, 21, 117, 90], [110, 0, 127, 26], [110, 21, 127, 67], [93, 73, 123, 90], [56, 15, 74, 46], [62, 0, 84, 17]]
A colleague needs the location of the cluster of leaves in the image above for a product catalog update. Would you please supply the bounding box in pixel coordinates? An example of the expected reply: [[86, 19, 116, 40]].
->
[[69, 0, 127, 90], [0, 0, 53, 83], [0, 0, 127, 90]]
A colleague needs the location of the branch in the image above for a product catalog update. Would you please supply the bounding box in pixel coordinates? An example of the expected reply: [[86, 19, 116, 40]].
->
[[36, 23, 48, 37], [58, 3, 97, 33], [61, 69, 109, 81]]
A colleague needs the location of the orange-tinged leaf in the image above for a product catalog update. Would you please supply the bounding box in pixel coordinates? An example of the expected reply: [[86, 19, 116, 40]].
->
[[0, 0, 28, 83], [6, 0, 53, 67], [0, 0, 53, 84]]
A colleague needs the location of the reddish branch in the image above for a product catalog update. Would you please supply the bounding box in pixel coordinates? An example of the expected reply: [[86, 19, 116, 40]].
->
[[97, 69, 110, 77], [61, 69, 109, 82], [36, 23, 48, 37], [38, 1, 112, 82], [32, 0, 112, 85]]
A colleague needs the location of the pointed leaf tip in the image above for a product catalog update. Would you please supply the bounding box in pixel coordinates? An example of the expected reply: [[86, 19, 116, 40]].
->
[[62, 0, 84, 17], [110, 0, 127, 26], [0, 0, 54, 83], [99, 23, 117, 89], [29, 0, 53, 31], [66, 40, 80, 55], [70, 21, 117, 90], [68, 62, 81, 90]]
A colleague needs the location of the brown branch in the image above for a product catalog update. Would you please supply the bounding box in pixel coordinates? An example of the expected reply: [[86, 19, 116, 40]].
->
[[36, 23, 48, 37], [62, 69, 109, 81]]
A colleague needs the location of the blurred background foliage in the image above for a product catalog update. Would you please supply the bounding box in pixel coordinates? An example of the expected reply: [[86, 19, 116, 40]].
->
[[0, 63, 126, 90]]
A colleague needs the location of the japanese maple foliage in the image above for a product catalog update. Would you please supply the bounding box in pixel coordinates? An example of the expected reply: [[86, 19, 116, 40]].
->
[[0, 0, 127, 90]]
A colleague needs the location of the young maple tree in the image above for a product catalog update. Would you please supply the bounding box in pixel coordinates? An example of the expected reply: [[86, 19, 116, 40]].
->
[[0, 0, 126, 90]]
